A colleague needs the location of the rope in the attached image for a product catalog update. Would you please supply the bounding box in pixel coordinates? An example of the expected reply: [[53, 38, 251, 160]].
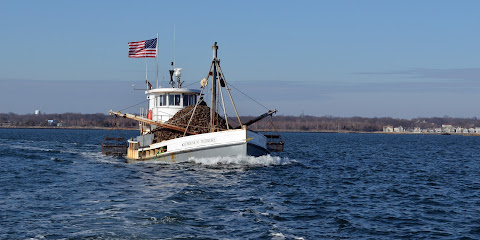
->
[[227, 82, 270, 111], [118, 100, 148, 112], [183, 79, 202, 88]]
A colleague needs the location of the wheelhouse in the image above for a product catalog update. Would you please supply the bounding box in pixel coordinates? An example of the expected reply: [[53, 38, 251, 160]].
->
[[146, 88, 201, 123]]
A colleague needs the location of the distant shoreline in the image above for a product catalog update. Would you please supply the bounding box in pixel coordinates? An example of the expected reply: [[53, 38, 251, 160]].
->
[[2, 113, 480, 134], [275, 130, 480, 136], [0, 126, 136, 131], [1, 126, 479, 136]]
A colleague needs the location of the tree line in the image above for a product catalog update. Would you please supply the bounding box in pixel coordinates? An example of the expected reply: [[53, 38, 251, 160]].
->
[[1, 112, 479, 132], [237, 115, 480, 132], [0, 113, 137, 128]]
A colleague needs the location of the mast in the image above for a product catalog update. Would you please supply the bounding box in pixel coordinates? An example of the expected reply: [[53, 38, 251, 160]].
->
[[210, 42, 218, 132]]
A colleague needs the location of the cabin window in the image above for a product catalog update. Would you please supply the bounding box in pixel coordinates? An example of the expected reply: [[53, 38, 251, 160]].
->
[[183, 94, 197, 106], [168, 94, 181, 106], [157, 95, 166, 106], [175, 95, 181, 105]]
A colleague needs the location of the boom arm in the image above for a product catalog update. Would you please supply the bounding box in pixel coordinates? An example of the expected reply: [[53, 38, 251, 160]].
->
[[109, 110, 197, 135], [235, 109, 277, 129]]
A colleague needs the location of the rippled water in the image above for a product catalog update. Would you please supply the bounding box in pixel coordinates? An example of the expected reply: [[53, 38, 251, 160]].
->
[[1, 129, 480, 239]]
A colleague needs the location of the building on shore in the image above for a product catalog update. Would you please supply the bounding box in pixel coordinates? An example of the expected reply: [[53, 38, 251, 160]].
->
[[383, 124, 480, 134], [383, 125, 394, 132], [442, 125, 453, 133]]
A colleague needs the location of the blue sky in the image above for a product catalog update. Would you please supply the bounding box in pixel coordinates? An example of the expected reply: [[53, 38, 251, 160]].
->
[[1, 0, 480, 118]]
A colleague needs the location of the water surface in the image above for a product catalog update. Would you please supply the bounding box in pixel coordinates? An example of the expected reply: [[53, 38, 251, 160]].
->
[[1, 129, 479, 239]]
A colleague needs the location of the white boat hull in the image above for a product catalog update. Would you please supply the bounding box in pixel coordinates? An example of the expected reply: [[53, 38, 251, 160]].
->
[[127, 129, 269, 162]]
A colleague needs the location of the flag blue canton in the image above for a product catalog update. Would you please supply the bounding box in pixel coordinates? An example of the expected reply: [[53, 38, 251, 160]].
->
[[144, 38, 157, 49]]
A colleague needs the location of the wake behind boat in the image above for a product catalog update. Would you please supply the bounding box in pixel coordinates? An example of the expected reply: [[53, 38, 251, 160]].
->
[[108, 42, 283, 162]]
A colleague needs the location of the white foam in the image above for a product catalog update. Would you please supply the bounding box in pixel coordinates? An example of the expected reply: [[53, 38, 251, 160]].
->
[[188, 155, 293, 166], [26, 235, 46, 240], [270, 232, 286, 239], [270, 232, 305, 240], [80, 151, 125, 165]]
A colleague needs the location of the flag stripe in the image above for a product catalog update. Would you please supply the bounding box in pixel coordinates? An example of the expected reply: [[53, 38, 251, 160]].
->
[[128, 38, 157, 58]]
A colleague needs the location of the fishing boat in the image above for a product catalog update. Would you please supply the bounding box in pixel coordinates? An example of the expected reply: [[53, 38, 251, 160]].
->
[[109, 42, 283, 162]]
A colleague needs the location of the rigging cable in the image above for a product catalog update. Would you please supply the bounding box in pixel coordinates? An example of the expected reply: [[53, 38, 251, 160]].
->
[[227, 82, 271, 111], [118, 100, 148, 112], [183, 79, 203, 88]]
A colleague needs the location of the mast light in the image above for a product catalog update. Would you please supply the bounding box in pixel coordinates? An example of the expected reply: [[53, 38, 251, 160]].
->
[[174, 68, 183, 77]]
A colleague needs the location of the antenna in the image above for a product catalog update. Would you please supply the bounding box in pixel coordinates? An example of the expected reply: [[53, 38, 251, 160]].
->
[[173, 24, 176, 69]]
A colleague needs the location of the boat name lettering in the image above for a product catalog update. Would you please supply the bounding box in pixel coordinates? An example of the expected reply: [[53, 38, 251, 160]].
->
[[201, 138, 215, 143], [182, 138, 216, 146]]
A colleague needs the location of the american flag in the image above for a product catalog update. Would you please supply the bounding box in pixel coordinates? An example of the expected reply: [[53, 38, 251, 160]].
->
[[128, 38, 157, 58]]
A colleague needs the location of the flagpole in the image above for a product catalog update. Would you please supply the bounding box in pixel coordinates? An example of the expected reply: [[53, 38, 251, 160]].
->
[[146, 37, 149, 85], [156, 33, 159, 88]]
